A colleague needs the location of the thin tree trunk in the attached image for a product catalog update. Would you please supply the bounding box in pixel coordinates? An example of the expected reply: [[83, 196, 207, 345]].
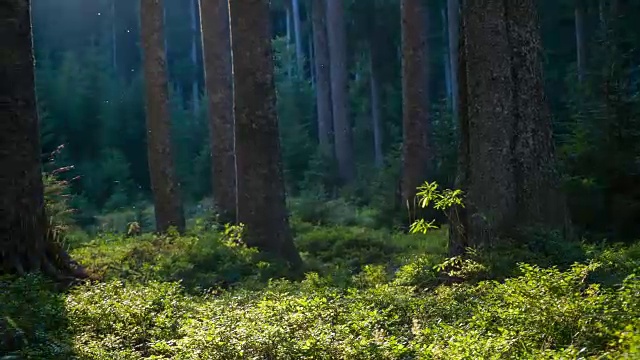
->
[[190, 0, 200, 114], [309, 34, 316, 88], [0, 0, 86, 278], [401, 0, 431, 221], [229, 0, 302, 267], [292, 0, 304, 75], [285, 3, 293, 79], [327, 0, 355, 183], [200, 0, 237, 223], [441, 7, 452, 100], [575, 0, 587, 83], [140, 0, 185, 233], [370, 55, 384, 168], [369, 45, 384, 168], [111, 0, 118, 72], [312, 0, 334, 154], [447, 0, 460, 122]]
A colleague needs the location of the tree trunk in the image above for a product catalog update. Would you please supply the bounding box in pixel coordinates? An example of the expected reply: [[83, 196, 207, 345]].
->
[[200, 0, 237, 224], [326, 0, 355, 183], [575, 0, 587, 83], [450, 0, 569, 253], [401, 0, 431, 221], [111, 0, 118, 72], [312, 0, 334, 154], [447, 0, 460, 123], [441, 7, 452, 100], [369, 44, 384, 168], [0, 0, 86, 279], [189, 0, 200, 114], [292, 0, 304, 75], [140, 0, 185, 233], [285, 3, 293, 79], [229, 0, 302, 267], [508, 0, 569, 233]]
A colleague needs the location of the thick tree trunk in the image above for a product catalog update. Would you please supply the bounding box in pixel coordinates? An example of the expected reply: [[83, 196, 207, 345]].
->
[[140, 0, 185, 233], [200, 0, 237, 224], [447, 0, 460, 123], [507, 0, 569, 232], [575, 0, 587, 83], [326, 0, 355, 183], [450, 0, 569, 253], [0, 0, 86, 278], [369, 44, 384, 168], [292, 0, 304, 75], [229, 0, 302, 267], [401, 0, 431, 221], [312, 0, 334, 154]]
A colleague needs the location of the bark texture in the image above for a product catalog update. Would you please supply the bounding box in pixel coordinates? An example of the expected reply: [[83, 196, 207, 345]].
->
[[312, 0, 333, 153], [229, 0, 302, 267], [450, 0, 569, 254], [200, 0, 237, 224], [326, 0, 355, 183], [140, 0, 185, 233], [401, 0, 431, 220], [0, 0, 86, 278]]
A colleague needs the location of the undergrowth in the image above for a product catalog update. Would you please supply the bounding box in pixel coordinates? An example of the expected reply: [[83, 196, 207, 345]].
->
[[1, 194, 639, 359]]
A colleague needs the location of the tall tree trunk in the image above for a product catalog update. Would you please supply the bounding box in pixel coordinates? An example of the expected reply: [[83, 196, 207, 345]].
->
[[200, 0, 237, 223], [285, 3, 293, 79], [292, 0, 304, 75], [369, 43, 384, 168], [229, 0, 302, 267], [140, 0, 185, 233], [575, 0, 587, 83], [312, 0, 333, 154], [309, 34, 316, 88], [111, 0, 118, 72], [189, 0, 200, 114], [326, 0, 355, 183], [0, 0, 85, 278], [447, 0, 460, 123], [441, 7, 452, 100], [401, 0, 431, 221], [450, 0, 569, 253]]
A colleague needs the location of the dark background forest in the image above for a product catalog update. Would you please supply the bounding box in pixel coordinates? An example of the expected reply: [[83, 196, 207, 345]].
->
[[34, 0, 639, 240]]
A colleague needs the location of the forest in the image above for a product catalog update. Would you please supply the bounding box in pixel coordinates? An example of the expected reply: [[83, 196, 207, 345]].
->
[[1, 0, 639, 358]]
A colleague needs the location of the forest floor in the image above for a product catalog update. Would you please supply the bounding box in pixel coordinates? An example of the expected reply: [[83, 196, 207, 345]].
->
[[1, 208, 640, 359]]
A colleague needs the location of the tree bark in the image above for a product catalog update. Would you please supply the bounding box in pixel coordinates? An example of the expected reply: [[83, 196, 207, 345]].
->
[[450, 0, 569, 253], [0, 0, 86, 278], [575, 0, 587, 83], [401, 0, 431, 221], [292, 0, 304, 75], [200, 0, 237, 224], [311, 0, 334, 154], [140, 0, 185, 233], [229, 0, 302, 267], [369, 44, 384, 168], [189, 0, 200, 114], [447, 0, 459, 120], [326, 0, 355, 183], [441, 7, 452, 100]]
